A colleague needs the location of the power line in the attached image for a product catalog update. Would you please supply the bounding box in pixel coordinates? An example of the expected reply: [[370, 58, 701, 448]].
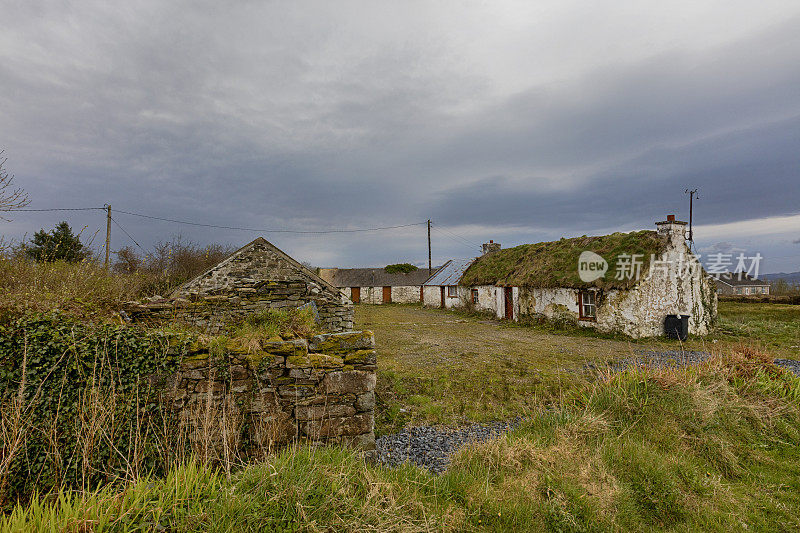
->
[[431, 223, 483, 251], [109, 216, 146, 253], [114, 208, 427, 234], [10, 207, 106, 212], [431, 225, 481, 253]]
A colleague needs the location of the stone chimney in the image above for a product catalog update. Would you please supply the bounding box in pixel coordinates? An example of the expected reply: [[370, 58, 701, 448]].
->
[[655, 214, 687, 247], [482, 240, 501, 255]]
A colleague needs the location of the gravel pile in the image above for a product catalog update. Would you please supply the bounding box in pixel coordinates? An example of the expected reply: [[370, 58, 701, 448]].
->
[[606, 350, 713, 372], [600, 350, 800, 376], [375, 419, 521, 473], [774, 359, 800, 376]]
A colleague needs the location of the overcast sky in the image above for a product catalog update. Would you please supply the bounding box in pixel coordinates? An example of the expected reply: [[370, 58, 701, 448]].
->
[[2, 1, 799, 273]]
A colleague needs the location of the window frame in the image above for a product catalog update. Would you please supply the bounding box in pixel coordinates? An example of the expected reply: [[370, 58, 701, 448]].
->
[[471, 288, 479, 304], [447, 285, 458, 298], [578, 290, 597, 321]]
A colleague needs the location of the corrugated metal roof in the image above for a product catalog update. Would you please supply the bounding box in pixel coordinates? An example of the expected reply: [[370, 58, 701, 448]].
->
[[424, 258, 476, 286]]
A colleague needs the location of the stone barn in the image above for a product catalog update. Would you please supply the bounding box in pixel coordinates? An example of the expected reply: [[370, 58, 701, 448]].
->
[[319, 266, 440, 304], [129, 237, 354, 334], [457, 216, 717, 338]]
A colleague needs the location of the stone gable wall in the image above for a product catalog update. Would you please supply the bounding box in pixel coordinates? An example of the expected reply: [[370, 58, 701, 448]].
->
[[127, 239, 353, 334], [167, 331, 376, 451]]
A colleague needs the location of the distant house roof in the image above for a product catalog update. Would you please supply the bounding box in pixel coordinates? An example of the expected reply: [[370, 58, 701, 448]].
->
[[424, 258, 476, 286], [716, 272, 770, 287], [322, 266, 441, 287], [459, 230, 670, 289]]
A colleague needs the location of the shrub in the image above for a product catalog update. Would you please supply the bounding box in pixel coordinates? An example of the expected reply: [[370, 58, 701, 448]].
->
[[384, 263, 418, 274], [114, 237, 234, 296], [24, 221, 90, 263]]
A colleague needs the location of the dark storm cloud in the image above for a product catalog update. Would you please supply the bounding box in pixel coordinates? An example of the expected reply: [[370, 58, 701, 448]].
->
[[1, 2, 800, 270], [431, 113, 800, 233]]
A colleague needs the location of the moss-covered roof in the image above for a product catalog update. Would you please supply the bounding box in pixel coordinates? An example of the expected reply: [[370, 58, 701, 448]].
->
[[459, 230, 669, 289]]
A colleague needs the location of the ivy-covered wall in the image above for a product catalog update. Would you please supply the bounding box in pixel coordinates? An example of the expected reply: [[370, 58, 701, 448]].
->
[[0, 312, 186, 504], [0, 313, 375, 505]]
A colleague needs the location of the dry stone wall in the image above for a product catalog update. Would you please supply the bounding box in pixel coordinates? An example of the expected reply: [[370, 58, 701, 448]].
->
[[167, 330, 376, 451], [125, 238, 353, 334]]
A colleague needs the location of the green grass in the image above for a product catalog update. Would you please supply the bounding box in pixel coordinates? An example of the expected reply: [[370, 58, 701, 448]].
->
[[708, 301, 800, 357], [232, 306, 320, 341], [5, 353, 800, 532], [357, 301, 800, 434], [460, 230, 667, 290]]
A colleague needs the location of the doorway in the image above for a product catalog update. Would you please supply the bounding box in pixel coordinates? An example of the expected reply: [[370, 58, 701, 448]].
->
[[383, 286, 392, 303], [504, 287, 514, 320], [351, 287, 360, 304]]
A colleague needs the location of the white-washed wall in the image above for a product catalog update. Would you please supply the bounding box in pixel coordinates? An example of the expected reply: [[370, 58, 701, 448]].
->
[[596, 244, 716, 337], [422, 286, 442, 307], [343, 286, 423, 304], [391, 286, 423, 303]]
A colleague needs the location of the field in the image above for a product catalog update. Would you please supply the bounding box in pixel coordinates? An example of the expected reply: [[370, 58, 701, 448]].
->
[[4, 283, 800, 531], [359, 301, 800, 433]]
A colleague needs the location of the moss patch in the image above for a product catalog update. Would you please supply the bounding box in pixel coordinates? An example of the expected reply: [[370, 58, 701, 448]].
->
[[460, 230, 668, 289]]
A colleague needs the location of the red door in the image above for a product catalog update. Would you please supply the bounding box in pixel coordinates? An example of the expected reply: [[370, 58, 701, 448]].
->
[[383, 286, 392, 303], [420, 286, 424, 302], [440, 286, 445, 308], [504, 287, 514, 320], [351, 287, 360, 304]]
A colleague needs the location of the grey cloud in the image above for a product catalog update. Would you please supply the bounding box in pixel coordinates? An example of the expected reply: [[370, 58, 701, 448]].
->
[[1, 3, 799, 271]]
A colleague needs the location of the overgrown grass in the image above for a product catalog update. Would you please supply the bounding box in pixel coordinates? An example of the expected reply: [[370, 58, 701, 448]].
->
[[5, 350, 800, 531], [460, 230, 667, 290], [0, 258, 154, 319], [226, 307, 320, 352]]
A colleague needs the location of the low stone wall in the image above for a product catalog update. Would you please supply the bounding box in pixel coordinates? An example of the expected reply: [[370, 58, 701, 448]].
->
[[167, 330, 376, 451], [125, 282, 354, 335]]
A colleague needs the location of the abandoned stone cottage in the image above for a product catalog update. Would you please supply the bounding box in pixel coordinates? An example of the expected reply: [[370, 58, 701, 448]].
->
[[129, 237, 354, 334], [319, 266, 440, 304], [446, 216, 717, 338], [125, 237, 376, 450]]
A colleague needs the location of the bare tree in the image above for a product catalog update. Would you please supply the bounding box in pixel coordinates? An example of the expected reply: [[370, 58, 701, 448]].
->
[[0, 151, 30, 220]]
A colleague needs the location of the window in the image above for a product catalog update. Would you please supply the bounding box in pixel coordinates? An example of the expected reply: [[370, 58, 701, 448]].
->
[[447, 285, 458, 298], [471, 288, 479, 304], [579, 290, 596, 320]]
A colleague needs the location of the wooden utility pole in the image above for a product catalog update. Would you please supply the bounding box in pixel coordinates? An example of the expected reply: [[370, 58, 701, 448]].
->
[[105, 204, 111, 268], [427, 219, 432, 275]]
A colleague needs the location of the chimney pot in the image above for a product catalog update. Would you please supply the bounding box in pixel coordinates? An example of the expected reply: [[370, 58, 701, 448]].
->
[[667, 214, 675, 222], [482, 240, 501, 254]]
